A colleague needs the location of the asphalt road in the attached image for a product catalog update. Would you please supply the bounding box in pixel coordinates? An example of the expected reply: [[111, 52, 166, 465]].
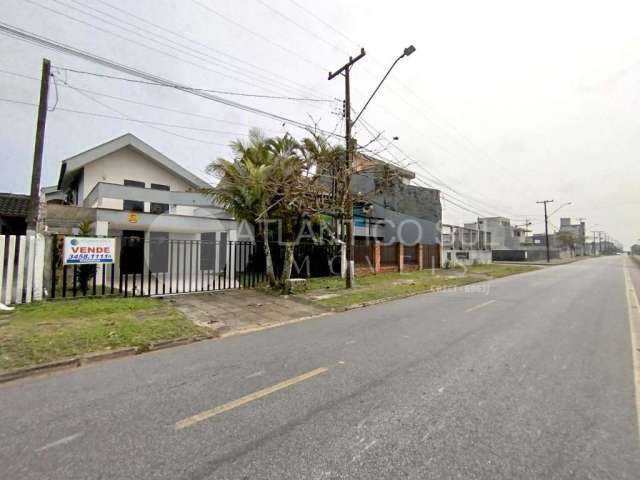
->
[[1, 256, 639, 479]]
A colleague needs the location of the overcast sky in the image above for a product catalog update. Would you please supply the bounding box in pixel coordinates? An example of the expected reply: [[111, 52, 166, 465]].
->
[[1, 0, 639, 247]]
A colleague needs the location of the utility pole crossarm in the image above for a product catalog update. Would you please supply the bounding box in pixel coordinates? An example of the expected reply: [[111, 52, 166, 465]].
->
[[328, 48, 365, 80]]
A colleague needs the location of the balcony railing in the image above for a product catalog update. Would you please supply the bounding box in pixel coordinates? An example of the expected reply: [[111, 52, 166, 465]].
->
[[83, 182, 216, 210]]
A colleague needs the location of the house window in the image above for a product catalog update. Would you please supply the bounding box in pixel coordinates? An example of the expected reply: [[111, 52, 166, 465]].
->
[[149, 183, 170, 214], [123, 180, 145, 212]]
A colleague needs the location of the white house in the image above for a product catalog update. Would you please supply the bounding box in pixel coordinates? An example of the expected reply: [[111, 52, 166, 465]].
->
[[44, 134, 245, 288]]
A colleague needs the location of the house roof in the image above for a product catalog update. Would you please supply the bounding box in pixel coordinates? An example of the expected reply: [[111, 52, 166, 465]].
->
[[354, 153, 416, 180], [0, 192, 30, 218], [57, 133, 210, 190]]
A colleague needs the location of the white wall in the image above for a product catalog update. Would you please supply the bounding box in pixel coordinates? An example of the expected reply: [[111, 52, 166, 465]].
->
[[443, 249, 492, 267], [81, 146, 194, 210]]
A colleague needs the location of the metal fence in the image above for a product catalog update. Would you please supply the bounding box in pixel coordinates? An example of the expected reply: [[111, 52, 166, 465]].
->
[[270, 242, 342, 279], [354, 241, 373, 266], [380, 244, 398, 266], [50, 238, 266, 299], [403, 245, 419, 265], [49, 238, 342, 299]]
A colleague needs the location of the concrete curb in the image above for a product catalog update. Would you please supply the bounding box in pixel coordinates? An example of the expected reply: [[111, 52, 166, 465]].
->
[[0, 334, 217, 384]]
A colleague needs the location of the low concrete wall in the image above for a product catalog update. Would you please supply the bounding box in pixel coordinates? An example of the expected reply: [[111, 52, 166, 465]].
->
[[492, 247, 574, 262], [443, 249, 492, 267]]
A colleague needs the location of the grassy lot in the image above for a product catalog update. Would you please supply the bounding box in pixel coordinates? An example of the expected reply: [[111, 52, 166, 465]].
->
[[0, 297, 211, 371], [305, 264, 539, 310], [458, 263, 540, 278]]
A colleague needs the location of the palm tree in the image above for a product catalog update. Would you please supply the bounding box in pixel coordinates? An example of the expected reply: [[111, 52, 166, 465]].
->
[[206, 130, 346, 288], [205, 129, 277, 286]]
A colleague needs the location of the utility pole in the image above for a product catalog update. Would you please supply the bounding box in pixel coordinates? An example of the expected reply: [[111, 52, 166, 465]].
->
[[536, 200, 554, 263], [328, 48, 366, 289], [577, 217, 586, 256], [592, 230, 605, 255], [27, 58, 51, 232], [599, 232, 603, 255]]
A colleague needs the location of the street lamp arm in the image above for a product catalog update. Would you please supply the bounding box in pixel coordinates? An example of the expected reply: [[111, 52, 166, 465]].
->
[[548, 201, 572, 217], [352, 45, 416, 127], [352, 55, 403, 126]]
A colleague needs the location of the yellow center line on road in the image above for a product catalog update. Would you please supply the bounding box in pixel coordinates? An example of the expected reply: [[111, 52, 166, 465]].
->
[[175, 367, 329, 430], [623, 262, 640, 444], [464, 299, 496, 313]]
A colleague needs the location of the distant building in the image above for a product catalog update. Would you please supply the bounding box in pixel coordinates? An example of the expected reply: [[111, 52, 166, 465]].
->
[[464, 217, 524, 250], [351, 153, 441, 246], [558, 217, 586, 254]]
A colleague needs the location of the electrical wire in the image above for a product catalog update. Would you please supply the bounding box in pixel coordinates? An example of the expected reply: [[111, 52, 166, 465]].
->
[[189, 0, 328, 73], [92, 0, 330, 98], [283, 0, 531, 202], [0, 96, 233, 147], [0, 22, 342, 140], [54, 66, 334, 102], [64, 0, 325, 100], [25, 0, 332, 111]]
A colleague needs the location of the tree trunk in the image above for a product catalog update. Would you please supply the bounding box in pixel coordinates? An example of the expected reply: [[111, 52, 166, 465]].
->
[[263, 237, 277, 287], [279, 242, 295, 288]]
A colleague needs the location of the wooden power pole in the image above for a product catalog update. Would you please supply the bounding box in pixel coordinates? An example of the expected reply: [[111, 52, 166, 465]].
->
[[27, 58, 51, 232], [328, 48, 366, 289], [536, 200, 554, 263]]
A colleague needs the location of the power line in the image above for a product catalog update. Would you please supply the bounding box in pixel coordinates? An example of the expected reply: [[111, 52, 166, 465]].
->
[[255, 0, 352, 56], [26, 0, 331, 110], [0, 96, 233, 147], [93, 0, 329, 98], [66, 0, 324, 99], [189, 0, 328, 73], [0, 22, 341, 139], [286, 0, 360, 49], [283, 0, 529, 197], [356, 114, 535, 221], [0, 67, 286, 134], [55, 66, 334, 102]]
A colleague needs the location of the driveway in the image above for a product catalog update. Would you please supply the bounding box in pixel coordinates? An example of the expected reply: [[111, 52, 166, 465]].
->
[[165, 289, 327, 335]]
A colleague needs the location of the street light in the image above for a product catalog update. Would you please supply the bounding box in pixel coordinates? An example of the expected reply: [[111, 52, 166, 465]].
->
[[329, 45, 415, 288], [352, 45, 416, 126], [548, 201, 572, 217]]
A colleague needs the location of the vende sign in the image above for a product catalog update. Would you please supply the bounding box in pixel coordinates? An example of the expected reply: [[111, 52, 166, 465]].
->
[[63, 237, 116, 265]]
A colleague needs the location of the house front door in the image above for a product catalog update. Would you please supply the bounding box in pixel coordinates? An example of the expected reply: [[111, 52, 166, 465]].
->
[[121, 230, 145, 275]]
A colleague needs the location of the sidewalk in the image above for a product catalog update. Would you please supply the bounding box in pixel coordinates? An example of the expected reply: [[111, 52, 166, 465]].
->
[[164, 289, 327, 336], [495, 256, 590, 266]]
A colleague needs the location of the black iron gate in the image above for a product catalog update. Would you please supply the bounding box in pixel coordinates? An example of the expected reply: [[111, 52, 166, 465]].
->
[[51, 238, 267, 299], [50, 237, 343, 299]]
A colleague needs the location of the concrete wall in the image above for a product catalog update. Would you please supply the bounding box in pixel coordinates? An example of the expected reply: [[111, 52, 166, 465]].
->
[[492, 246, 574, 262], [443, 249, 492, 267], [44, 204, 97, 234]]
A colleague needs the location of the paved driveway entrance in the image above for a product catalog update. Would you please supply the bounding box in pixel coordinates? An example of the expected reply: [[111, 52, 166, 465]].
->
[[164, 289, 327, 335]]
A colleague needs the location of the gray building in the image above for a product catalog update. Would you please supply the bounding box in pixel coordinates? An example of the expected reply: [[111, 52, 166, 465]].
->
[[351, 154, 441, 245], [464, 217, 525, 250], [558, 217, 586, 254]]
